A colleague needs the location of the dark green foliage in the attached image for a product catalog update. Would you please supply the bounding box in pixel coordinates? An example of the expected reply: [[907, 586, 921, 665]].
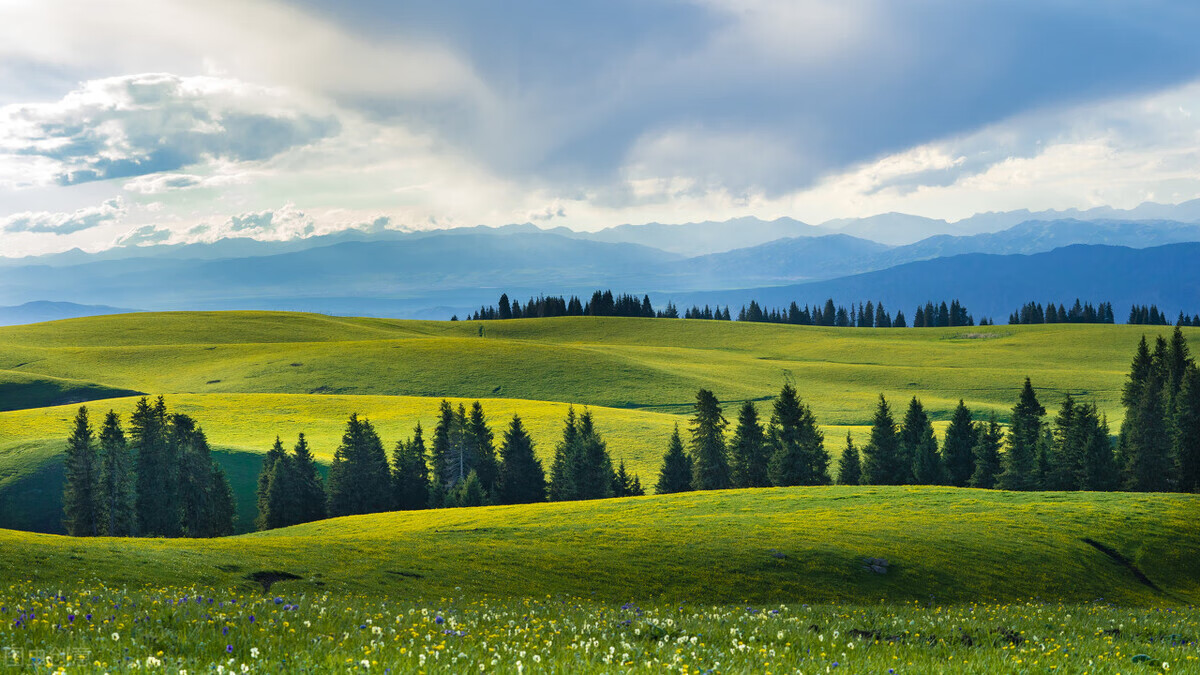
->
[[689, 389, 730, 490], [1164, 327, 1193, 408], [1079, 407, 1119, 491], [133, 396, 178, 537], [942, 401, 976, 487], [1173, 367, 1200, 492], [62, 406, 100, 537], [728, 401, 770, 488], [548, 408, 614, 500], [862, 395, 902, 485], [998, 378, 1045, 491], [900, 397, 941, 485], [497, 415, 546, 505], [97, 410, 135, 537], [393, 425, 431, 511], [206, 465, 236, 536], [612, 459, 644, 497], [766, 384, 829, 486], [174, 414, 231, 537], [655, 425, 693, 494], [836, 432, 861, 485], [969, 416, 1004, 489], [262, 452, 296, 531], [291, 434, 326, 523], [1122, 367, 1172, 492], [256, 437, 288, 531], [447, 470, 486, 507], [326, 413, 393, 517], [467, 401, 500, 497]]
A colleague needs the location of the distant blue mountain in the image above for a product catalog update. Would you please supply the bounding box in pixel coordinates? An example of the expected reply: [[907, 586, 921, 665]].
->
[[0, 301, 137, 326], [663, 243, 1200, 321]]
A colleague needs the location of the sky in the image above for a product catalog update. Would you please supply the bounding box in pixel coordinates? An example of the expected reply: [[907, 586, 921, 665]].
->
[[2, 0, 1200, 257]]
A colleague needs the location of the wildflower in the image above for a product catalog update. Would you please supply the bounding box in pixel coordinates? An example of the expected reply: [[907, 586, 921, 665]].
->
[[226, 645, 234, 654], [250, 647, 259, 658], [274, 597, 283, 605], [360, 659, 370, 669], [111, 632, 120, 641], [435, 616, 444, 625]]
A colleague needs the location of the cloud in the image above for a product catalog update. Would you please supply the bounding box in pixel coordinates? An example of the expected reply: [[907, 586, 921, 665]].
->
[[116, 224, 173, 247], [0, 198, 125, 235], [0, 73, 340, 186]]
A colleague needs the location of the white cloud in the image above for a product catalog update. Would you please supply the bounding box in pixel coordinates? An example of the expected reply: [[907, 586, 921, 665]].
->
[[0, 198, 125, 235], [0, 73, 339, 186]]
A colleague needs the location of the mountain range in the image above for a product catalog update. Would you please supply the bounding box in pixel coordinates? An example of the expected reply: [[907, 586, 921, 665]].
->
[[2, 203, 1200, 324]]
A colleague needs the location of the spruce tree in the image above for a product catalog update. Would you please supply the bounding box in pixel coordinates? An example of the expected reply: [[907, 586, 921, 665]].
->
[[1164, 326, 1193, 408], [1174, 367, 1200, 492], [942, 401, 976, 487], [291, 434, 326, 523], [97, 410, 135, 537], [263, 451, 297, 530], [256, 437, 288, 531], [449, 470, 486, 507], [393, 425, 431, 511], [572, 411, 615, 500], [428, 400, 455, 506], [969, 416, 1004, 489], [63, 406, 101, 537], [549, 407, 580, 501], [1123, 367, 1172, 491], [497, 415, 547, 504], [690, 389, 730, 490], [206, 465, 236, 536], [1051, 395, 1082, 490], [836, 432, 861, 485], [174, 415, 218, 537], [656, 425, 693, 494], [728, 401, 770, 488], [327, 413, 393, 516], [467, 401, 500, 498], [899, 397, 939, 484], [612, 459, 644, 497], [998, 378, 1045, 491], [862, 395, 902, 484], [766, 384, 829, 486], [1079, 406, 1119, 491], [133, 396, 174, 537]]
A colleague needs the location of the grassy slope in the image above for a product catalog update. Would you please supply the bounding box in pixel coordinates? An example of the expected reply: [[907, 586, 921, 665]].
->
[[0, 487, 1195, 606], [0, 312, 1185, 423]]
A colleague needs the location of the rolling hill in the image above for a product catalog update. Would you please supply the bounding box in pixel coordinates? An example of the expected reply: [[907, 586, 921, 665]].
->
[[0, 486, 1195, 605]]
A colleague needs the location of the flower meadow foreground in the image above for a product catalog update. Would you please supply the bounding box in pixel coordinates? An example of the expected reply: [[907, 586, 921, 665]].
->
[[0, 583, 1194, 673]]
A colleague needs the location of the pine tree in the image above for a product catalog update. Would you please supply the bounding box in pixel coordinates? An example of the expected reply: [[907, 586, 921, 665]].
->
[[97, 410, 135, 537], [612, 459, 644, 497], [656, 425, 693, 494], [998, 378, 1045, 491], [862, 395, 902, 484], [728, 401, 770, 488], [1174, 367, 1200, 492], [942, 401, 976, 487], [1079, 406, 1119, 491], [428, 400, 455, 506], [766, 384, 829, 486], [1164, 326, 1193, 409], [327, 413, 393, 516], [263, 451, 297, 530], [206, 465, 236, 536], [133, 396, 175, 537], [444, 404, 473, 490], [497, 415, 547, 504], [1050, 395, 1082, 490], [448, 470, 486, 507], [393, 425, 431, 511], [1123, 367, 1172, 491], [63, 406, 101, 537], [467, 401, 499, 498], [549, 407, 580, 501], [572, 411, 615, 500], [690, 389, 730, 490], [899, 397, 939, 484], [969, 416, 1004, 489], [283, 434, 324, 523], [256, 437, 288, 531], [837, 432, 861, 485], [174, 415, 220, 537]]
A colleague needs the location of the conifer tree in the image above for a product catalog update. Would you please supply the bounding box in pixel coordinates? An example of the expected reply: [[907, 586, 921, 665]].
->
[[1164, 326, 1193, 409], [327, 413, 393, 516], [998, 378, 1045, 490], [291, 433, 326, 523], [612, 459, 644, 497], [862, 395, 902, 484], [837, 432, 861, 485], [766, 384, 829, 486], [656, 425, 693, 494], [133, 396, 175, 537], [97, 410, 135, 537], [572, 411, 615, 500], [467, 401, 500, 498], [497, 415, 547, 504], [444, 404, 473, 489], [1122, 367, 1172, 491], [206, 466, 236, 537], [1174, 367, 1200, 492], [941, 401, 976, 487], [1079, 406, 1119, 491], [969, 416, 1004, 489], [1050, 395, 1082, 490], [393, 425, 431, 510], [256, 437, 288, 531], [690, 389, 730, 490], [449, 470, 486, 507], [428, 400, 455, 505], [263, 451, 297, 530], [174, 415, 220, 537], [899, 397, 938, 484], [549, 407, 580, 500], [729, 401, 770, 488], [63, 406, 101, 537]]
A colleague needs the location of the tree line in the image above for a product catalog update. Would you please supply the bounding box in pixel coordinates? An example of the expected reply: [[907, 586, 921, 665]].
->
[[61, 397, 236, 537], [655, 329, 1200, 494], [1007, 300, 1116, 325], [254, 401, 645, 530]]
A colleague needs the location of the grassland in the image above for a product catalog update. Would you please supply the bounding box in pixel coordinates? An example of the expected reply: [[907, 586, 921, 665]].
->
[[0, 487, 1196, 605]]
